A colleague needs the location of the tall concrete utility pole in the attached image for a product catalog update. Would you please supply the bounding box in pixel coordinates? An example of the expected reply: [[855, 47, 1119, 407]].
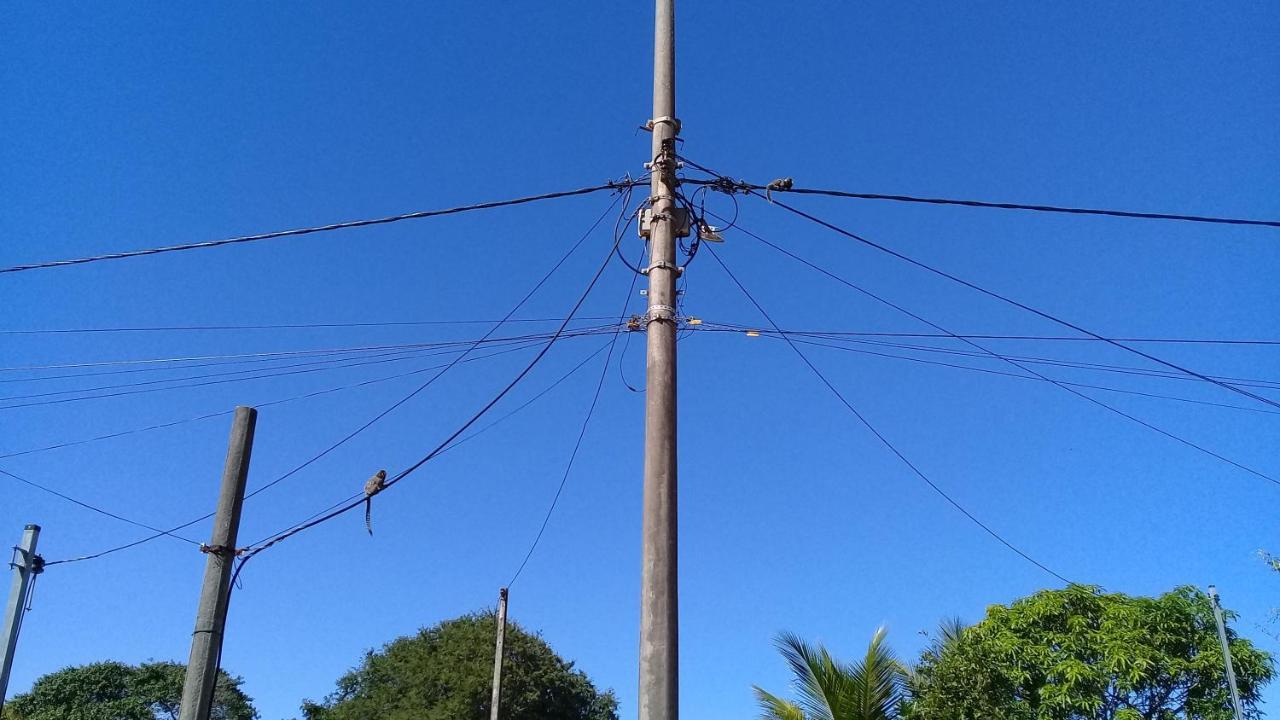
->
[[179, 406, 257, 720], [0, 524, 42, 712], [489, 587, 509, 720], [639, 1, 680, 719], [1208, 585, 1245, 720]]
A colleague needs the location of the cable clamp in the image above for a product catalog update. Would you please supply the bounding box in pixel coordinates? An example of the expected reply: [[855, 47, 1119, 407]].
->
[[644, 260, 682, 277], [200, 544, 233, 556], [643, 116, 682, 134], [646, 305, 677, 324]]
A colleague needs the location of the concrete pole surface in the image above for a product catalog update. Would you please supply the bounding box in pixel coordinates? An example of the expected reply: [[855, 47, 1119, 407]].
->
[[179, 407, 257, 720], [639, 1, 679, 719], [489, 587, 509, 720], [1208, 585, 1246, 720], [0, 524, 41, 711]]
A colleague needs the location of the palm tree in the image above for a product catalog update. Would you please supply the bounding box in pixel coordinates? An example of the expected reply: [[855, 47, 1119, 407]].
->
[[754, 627, 906, 720]]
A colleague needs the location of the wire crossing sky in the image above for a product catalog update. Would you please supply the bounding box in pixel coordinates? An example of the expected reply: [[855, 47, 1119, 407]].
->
[[2, 4, 1277, 720]]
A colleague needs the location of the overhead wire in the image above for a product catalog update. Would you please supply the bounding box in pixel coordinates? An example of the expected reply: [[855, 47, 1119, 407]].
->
[[507, 230, 645, 587], [0, 467, 202, 546], [708, 327, 1280, 417], [228, 191, 631, 584], [680, 178, 1280, 229], [0, 316, 623, 335], [0, 180, 642, 274], [39, 337, 613, 567], [41, 190, 628, 566], [681, 157, 1280, 413], [704, 244, 1072, 583], [0, 337, 590, 461], [705, 215, 1277, 486], [0, 328, 618, 407]]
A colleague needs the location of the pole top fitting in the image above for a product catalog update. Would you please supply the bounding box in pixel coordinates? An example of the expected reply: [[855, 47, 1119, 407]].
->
[[25, 524, 40, 531]]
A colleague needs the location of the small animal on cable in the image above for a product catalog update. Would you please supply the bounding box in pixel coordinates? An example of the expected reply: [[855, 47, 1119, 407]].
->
[[765, 177, 793, 201], [363, 469, 387, 535]]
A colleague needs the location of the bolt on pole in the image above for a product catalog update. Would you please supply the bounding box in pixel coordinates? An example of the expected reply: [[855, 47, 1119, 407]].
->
[[0, 524, 42, 712], [639, 0, 680, 719], [179, 407, 257, 720], [1208, 585, 1246, 720]]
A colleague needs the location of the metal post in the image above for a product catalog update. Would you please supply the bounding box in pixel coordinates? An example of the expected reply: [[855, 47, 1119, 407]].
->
[[489, 587, 509, 720], [1208, 585, 1245, 720], [179, 407, 257, 720], [639, 1, 679, 719], [0, 524, 41, 711]]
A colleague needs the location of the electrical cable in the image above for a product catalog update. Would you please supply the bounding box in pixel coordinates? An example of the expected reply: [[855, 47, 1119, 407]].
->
[[679, 177, 1280, 229], [720, 329, 1280, 417], [0, 338, 581, 461], [682, 157, 1280, 413], [507, 245, 644, 587], [38, 337, 611, 567], [710, 216, 1277, 486], [0, 467, 202, 545], [229, 195, 629, 580], [42, 192, 627, 566], [0, 316, 623, 335], [0, 180, 642, 274], [704, 245, 1073, 584]]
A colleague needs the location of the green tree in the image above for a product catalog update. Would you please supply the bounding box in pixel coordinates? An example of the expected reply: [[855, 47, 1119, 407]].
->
[[754, 627, 906, 720], [904, 585, 1274, 720], [301, 612, 617, 720], [2, 660, 256, 720]]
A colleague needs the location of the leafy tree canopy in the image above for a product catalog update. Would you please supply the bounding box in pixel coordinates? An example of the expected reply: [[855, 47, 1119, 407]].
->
[[2, 660, 256, 720], [302, 611, 617, 720], [904, 585, 1274, 720]]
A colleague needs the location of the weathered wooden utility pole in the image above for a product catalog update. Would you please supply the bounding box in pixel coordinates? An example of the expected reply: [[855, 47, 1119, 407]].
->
[[179, 406, 257, 720], [489, 587, 509, 720], [639, 0, 680, 718], [0, 524, 42, 713]]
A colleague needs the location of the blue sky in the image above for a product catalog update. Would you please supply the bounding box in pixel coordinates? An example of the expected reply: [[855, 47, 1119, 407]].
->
[[2, 3, 1278, 719]]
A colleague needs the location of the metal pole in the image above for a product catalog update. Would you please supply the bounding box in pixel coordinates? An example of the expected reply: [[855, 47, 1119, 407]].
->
[[639, 1, 679, 719], [179, 407, 257, 720], [0, 524, 41, 711], [489, 587, 509, 720], [1208, 585, 1246, 720]]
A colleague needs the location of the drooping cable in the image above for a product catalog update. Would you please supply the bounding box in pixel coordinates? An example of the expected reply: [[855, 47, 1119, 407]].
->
[[704, 245, 1073, 583]]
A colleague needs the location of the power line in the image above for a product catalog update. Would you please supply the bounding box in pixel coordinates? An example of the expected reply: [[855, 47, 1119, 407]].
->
[[727, 330, 1280, 417], [711, 216, 1277, 486], [39, 339, 612, 567], [0, 467, 202, 546], [0, 339, 574, 461], [704, 245, 1072, 584], [0, 181, 641, 274], [690, 328, 1280, 347], [43, 192, 628, 567], [695, 324, 1280, 390], [683, 158, 1280, 412], [0, 316, 623, 335], [682, 178, 1280, 229], [508, 242, 644, 587], [0, 329, 616, 407], [229, 192, 630, 581]]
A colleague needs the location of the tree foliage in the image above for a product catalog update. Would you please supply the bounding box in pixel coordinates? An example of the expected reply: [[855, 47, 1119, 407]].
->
[[2, 660, 256, 720], [903, 585, 1274, 720], [301, 612, 617, 720], [754, 627, 906, 720]]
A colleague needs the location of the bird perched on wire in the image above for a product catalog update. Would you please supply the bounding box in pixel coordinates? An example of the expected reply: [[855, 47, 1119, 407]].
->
[[363, 470, 387, 535]]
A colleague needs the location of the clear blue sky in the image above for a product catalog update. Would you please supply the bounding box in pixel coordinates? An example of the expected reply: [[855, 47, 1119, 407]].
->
[[2, 3, 1278, 719]]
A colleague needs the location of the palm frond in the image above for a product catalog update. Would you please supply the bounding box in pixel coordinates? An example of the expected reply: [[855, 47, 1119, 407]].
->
[[754, 686, 808, 720]]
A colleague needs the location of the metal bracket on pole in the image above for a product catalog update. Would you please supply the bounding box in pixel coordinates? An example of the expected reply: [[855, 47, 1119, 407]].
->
[[645, 305, 677, 325], [643, 116, 681, 134]]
